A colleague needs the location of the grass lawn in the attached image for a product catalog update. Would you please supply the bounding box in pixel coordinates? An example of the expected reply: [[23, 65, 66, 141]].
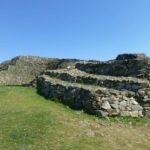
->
[[0, 86, 150, 150]]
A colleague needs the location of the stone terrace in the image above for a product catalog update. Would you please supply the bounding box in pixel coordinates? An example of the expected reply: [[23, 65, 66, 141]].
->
[[37, 75, 143, 117], [44, 69, 149, 92], [36, 54, 150, 117], [0, 53, 149, 117]]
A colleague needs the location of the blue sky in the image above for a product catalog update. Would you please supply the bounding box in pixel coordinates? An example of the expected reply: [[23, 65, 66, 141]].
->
[[0, 0, 150, 62]]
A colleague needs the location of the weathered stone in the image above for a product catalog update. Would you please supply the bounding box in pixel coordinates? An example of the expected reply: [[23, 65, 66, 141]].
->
[[95, 110, 109, 117], [130, 98, 138, 105], [119, 106, 126, 111], [120, 111, 130, 117], [142, 106, 150, 110], [116, 54, 146, 60], [123, 96, 129, 101], [120, 101, 127, 106], [130, 111, 139, 117], [109, 109, 120, 116], [138, 111, 143, 117], [101, 97, 110, 102], [113, 100, 119, 104], [128, 91, 136, 97], [96, 97, 101, 102], [143, 98, 150, 102], [145, 111, 150, 117], [118, 95, 123, 99], [144, 95, 149, 99], [147, 91, 150, 97], [126, 106, 132, 111], [131, 105, 143, 111], [111, 103, 119, 109], [138, 90, 145, 97], [101, 101, 111, 110], [132, 84, 140, 91], [113, 97, 120, 101]]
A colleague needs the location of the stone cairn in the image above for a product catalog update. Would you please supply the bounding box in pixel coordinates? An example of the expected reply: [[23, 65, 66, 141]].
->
[[36, 54, 150, 117]]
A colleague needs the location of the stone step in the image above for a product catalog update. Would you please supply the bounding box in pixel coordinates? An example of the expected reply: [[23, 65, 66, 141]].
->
[[75, 57, 150, 80], [37, 75, 144, 117], [44, 69, 150, 92]]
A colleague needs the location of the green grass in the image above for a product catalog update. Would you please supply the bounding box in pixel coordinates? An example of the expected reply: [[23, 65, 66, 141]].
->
[[0, 86, 150, 150]]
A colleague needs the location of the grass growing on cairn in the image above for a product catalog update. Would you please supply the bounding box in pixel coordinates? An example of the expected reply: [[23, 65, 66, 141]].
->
[[0, 86, 150, 150]]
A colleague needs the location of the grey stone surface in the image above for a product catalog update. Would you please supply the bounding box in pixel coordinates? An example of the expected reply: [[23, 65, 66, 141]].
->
[[0, 53, 150, 118], [95, 110, 109, 117], [44, 69, 149, 92], [145, 111, 150, 117], [116, 53, 146, 60], [36, 75, 145, 117], [0, 56, 79, 85], [101, 101, 111, 110], [111, 103, 119, 109], [130, 111, 139, 117], [76, 53, 150, 80], [120, 111, 130, 117]]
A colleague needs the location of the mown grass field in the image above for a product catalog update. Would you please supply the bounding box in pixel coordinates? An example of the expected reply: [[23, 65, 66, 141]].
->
[[0, 86, 150, 150]]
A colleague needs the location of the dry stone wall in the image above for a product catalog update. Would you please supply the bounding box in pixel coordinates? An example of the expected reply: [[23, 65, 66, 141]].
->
[[37, 75, 144, 117], [44, 69, 149, 92], [76, 54, 150, 80], [0, 56, 79, 85], [36, 53, 150, 117], [0, 53, 150, 117]]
